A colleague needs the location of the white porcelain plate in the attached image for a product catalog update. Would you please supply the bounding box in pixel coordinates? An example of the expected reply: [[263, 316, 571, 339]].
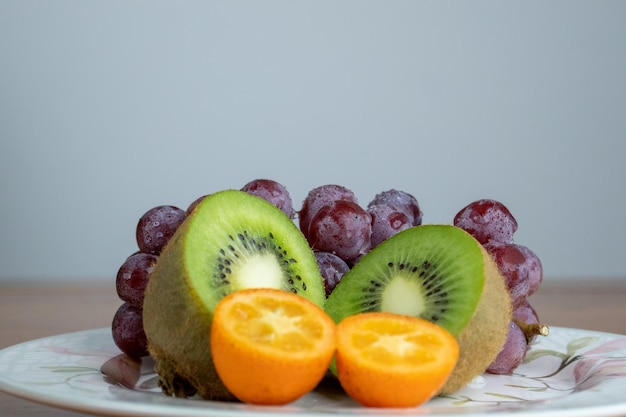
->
[[1, 326, 626, 417]]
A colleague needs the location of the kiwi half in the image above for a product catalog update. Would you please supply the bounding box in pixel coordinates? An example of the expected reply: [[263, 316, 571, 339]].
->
[[142, 190, 326, 401], [324, 224, 511, 393], [325, 224, 485, 336]]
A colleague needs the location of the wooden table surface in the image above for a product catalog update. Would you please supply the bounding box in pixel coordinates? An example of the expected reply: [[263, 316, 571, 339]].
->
[[1, 281, 626, 416]]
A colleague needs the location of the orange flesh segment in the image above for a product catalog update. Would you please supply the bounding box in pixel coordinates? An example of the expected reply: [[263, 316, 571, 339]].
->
[[228, 297, 324, 351], [349, 319, 450, 369]]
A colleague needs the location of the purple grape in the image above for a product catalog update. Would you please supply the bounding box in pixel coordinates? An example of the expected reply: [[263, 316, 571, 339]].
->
[[298, 184, 357, 238], [518, 245, 543, 296], [367, 189, 422, 226], [116, 252, 158, 308], [486, 321, 527, 374], [367, 204, 413, 248], [513, 299, 540, 326], [241, 179, 295, 219], [454, 199, 518, 245], [307, 200, 372, 263], [186, 194, 208, 215], [513, 299, 549, 344], [112, 303, 148, 358], [136, 205, 186, 254], [484, 242, 532, 308], [314, 251, 350, 297]]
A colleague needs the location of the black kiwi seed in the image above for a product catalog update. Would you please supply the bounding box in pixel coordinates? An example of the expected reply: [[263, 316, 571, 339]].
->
[[212, 230, 303, 294], [353, 257, 451, 323]]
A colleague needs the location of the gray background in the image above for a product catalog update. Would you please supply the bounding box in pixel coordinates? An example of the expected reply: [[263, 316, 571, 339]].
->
[[1, 1, 625, 284]]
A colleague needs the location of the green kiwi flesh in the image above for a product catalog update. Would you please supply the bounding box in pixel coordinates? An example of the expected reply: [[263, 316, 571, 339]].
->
[[142, 189, 326, 400], [325, 224, 485, 337]]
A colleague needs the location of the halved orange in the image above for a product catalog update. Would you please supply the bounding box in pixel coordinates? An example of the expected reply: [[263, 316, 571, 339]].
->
[[335, 312, 459, 408], [210, 288, 336, 405]]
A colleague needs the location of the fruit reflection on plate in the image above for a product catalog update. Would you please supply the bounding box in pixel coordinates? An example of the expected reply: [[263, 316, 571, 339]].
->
[[2, 326, 625, 416]]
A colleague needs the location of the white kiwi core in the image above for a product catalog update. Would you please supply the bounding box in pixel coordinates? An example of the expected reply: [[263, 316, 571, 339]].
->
[[380, 274, 426, 317], [233, 254, 284, 290]]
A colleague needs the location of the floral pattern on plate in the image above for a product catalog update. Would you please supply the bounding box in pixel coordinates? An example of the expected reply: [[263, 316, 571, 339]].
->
[[1, 326, 626, 417]]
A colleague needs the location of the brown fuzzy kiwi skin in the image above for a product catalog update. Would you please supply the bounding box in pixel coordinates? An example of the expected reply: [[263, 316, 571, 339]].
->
[[440, 245, 512, 394], [142, 216, 236, 401]]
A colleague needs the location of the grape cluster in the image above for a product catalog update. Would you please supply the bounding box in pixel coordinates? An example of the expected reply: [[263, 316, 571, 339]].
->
[[453, 199, 548, 375], [112, 178, 546, 378], [112, 205, 186, 358], [299, 185, 423, 294]]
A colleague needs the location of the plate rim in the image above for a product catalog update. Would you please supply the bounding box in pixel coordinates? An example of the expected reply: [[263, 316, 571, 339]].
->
[[1, 326, 626, 417]]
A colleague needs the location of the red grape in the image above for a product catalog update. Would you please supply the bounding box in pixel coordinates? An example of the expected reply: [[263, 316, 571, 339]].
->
[[484, 242, 532, 308], [454, 199, 518, 245], [367, 204, 412, 248], [314, 251, 350, 296], [116, 252, 158, 308], [307, 200, 372, 263], [136, 205, 186, 254], [513, 299, 540, 326], [298, 184, 357, 238], [186, 194, 208, 215], [367, 189, 422, 226], [486, 321, 527, 374], [518, 245, 543, 296], [241, 179, 295, 219], [513, 299, 549, 344], [112, 303, 148, 358]]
